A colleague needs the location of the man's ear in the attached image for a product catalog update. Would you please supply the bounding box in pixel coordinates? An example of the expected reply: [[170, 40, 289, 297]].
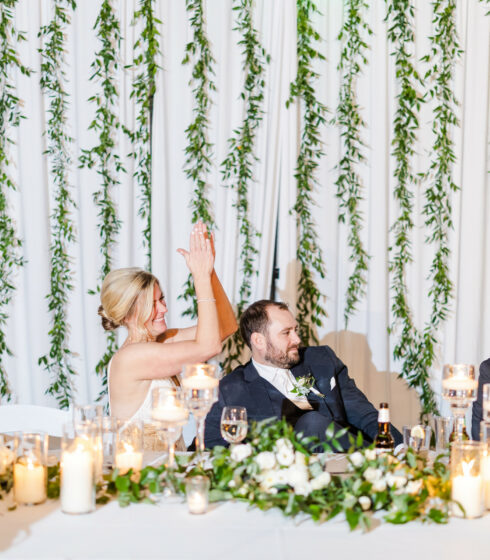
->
[[250, 332, 265, 351]]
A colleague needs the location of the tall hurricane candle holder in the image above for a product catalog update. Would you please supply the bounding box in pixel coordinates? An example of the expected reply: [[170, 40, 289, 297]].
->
[[114, 421, 144, 475], [182, 364, 219, 455], [442, 364, 477, 442], [73, 404, 103, 480], [451, 441, 485, 518], [13, 433, 48, 506], [480, 421, 490, 510], [152, 386, 189, 469]]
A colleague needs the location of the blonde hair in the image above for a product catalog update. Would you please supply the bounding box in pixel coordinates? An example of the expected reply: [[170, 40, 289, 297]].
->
[[98, 268, 159, 339]]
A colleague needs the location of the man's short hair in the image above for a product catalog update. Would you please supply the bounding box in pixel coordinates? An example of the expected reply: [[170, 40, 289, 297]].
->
[[239, 300, 289, 349]]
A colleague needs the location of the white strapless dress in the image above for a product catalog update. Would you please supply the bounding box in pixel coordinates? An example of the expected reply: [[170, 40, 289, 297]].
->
[[108, 359, 186, 452]]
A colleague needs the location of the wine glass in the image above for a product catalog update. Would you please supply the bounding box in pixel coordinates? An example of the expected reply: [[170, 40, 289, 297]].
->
[[182, 364, 219, 456], [442, 364, 477, 442], [152, 386, 189, 469], [220, 406, 248, 444]]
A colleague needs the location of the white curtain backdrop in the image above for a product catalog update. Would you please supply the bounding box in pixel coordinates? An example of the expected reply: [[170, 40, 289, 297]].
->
[[4, 0, 489, 430]]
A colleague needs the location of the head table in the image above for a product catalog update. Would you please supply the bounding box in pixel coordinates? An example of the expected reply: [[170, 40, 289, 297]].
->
[[1, 452, 489, 560]]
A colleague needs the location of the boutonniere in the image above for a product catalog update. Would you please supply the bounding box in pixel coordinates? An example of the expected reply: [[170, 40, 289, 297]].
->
[[290, 374, 325, 398]]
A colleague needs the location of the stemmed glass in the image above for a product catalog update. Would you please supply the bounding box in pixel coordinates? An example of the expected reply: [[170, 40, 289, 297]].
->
[[220, 406, 248, 445], [182, 364, 219, 456], [442, 364, 477, 442], [152, 386, 189, 469]]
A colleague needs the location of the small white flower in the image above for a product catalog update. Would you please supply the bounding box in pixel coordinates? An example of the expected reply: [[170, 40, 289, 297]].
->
[[365, 449, 377, 461], [255, 451, 276, 471], [294, 451, 307, 467], [259, 469, 280, 492], [405, 479, 423, 495], [363, 467, 382, 483], [275, 438, 293, 452], [372, 478, 387, 493], [349, 451, 365, 468], [237, 484, 249, 496], [230, 443, 252, 462], [286, 464, 308, 487], [276, 447, 295, 467], [359, 496, 371, 511], [386, 473, 407, 489], [310, 471, 331, 490], [294, 481, 312, 496]]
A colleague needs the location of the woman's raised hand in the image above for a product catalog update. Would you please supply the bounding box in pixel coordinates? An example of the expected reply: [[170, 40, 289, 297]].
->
[[177, 221, 214, 278]]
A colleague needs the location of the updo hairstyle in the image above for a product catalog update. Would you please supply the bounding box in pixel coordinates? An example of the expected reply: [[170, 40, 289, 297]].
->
[[98, 268, 159, 338]]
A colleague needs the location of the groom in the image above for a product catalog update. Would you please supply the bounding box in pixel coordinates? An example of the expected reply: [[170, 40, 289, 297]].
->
[[204, 300, 402, 451]]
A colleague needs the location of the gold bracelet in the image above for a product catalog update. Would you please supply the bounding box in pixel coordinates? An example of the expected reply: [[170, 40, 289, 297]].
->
[[197, 298, 216, 303]]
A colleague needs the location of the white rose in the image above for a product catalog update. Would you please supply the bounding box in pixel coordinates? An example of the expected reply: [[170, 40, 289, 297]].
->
[[405, 479, 423, 495], [359, 496, 371, 511], [386, 473, 407, 489], [275, 438, 293, 452], [255, 451, 276, 471], [310, 471, 331, 490], [276, 447, 295, 467], [365, 449, 377, 461], [230, 443, 253, 462], [349, 451, 365, 468], [294, 481, 312, 496], [294, 451, 307, 467], [275, 469, 289, 485], [372, 478, 387, 493], [259, 469, 280, 492], [363, 467, 382, 483], [286, 464, 308, 487]]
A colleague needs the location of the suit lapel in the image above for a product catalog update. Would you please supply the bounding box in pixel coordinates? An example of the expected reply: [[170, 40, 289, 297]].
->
[[291, 360, 335, 417], [243, 361, 280, 416]]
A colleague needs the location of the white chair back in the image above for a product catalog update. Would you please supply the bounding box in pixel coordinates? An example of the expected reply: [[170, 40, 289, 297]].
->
[[0, 405, 71, 437]]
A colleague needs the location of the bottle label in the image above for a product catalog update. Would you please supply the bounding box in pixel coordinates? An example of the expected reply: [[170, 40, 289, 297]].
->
[[378, 409, 390, 423]]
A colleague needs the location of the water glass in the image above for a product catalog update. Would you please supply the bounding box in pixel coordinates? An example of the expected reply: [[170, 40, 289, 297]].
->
[[220, 406, 248, 444], [433, 416, 453, 452], [402, 425, 431, 454]]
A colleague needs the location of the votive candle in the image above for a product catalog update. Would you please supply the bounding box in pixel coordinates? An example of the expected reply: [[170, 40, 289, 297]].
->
[[115, 443, 143, 474]]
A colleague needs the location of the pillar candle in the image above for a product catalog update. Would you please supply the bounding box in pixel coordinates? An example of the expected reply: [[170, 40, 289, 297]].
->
[[115, 443, 143, 474], [452, 473, 484, 518], [61, 439, 95, 514], [14, 457, 46, 505]]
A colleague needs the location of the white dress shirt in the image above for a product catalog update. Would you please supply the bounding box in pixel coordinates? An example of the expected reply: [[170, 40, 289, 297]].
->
[[252, 359, 313, 411]]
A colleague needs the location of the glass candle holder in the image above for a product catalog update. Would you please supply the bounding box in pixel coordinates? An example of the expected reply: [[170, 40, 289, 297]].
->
[[182, 364, 219, 455], [61, 422, 96, 515], [73, 405, 103, 481], [0, 435, 15, 498], [442, 364, 477, 442], [451, 440, 485, 518], [480, 421, 490, 510], [483, 384, 490, 422], [433, 416, 453, 453], [13, 432, 47, 506], [185, 475, 210, 514], [115, 420, 143, 474], [101, 416, 119, 474]]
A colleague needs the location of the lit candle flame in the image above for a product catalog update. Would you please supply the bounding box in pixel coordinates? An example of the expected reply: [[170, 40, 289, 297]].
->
[[462, 459, 475, 476]]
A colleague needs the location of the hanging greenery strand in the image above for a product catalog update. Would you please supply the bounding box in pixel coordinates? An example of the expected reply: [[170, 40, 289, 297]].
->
[[0, 0, 30, 401], [419, 0, 461, 391], [180, 0, 216, 318], [124, 0, 161, 270], [385, 0, 437, 416], [286, 0, 328, 345], [79, 0, 124, 397], [37, 0, 77, 409], [335, 0, 371, 327], [220, 0, 268, 372]]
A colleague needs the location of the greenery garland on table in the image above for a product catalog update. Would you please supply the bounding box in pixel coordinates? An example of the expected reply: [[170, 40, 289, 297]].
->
[[220, 0, 269, 372], [0, 0, 30, 401], [79, 0, 124, 399], [385, 1, 437, 417], [181, 0, 216, 319], [2, 419, 454, 531], [37, 0, 77, 410], [418, 0, 461, 405], [286, 0, 328, 345], [335, 0, 372, 328], [124, 0, 161, 270]]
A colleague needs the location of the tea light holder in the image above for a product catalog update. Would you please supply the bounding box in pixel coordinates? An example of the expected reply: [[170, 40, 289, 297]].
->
[[115, 420, 143, 474], [61, 422, 96, 515], [13, 432, 48, 506], [186, 475, 210, 514], [451, 440, 485, 518], [480, 421, 490, 510], [182, 364, 219, 455]]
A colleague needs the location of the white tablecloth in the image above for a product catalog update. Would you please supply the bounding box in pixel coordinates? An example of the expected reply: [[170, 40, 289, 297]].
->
[[1, 495, 489, 560]]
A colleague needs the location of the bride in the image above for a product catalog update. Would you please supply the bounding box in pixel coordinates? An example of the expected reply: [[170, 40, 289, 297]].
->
[[98, 222, 237, 449]]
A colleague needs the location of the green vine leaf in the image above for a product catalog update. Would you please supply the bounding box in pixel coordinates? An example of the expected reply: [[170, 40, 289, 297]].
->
[[180, 0, 217, 318], [385, 0, 438, 417], [334, 0, 372, 327], [123, 0, 161, 270], [37, 0, 78, 409], [287, 0, 328, 345], [220, 0, 269, 372], [79, 0, 125, 400], [0, 0, 30, 401]]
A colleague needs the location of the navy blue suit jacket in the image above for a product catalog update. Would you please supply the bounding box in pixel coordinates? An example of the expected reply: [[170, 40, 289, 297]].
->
[[204, 346, 402, 448], [472, 358, 490, 439]]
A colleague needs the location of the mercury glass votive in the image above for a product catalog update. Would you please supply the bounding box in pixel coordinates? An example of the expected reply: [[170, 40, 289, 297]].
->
[[185, 475, 210, 514], [451, 441, 485, 518], [61, 422, 96, 515], [114, 420, 143, 475], [13, 433, 48, 506]]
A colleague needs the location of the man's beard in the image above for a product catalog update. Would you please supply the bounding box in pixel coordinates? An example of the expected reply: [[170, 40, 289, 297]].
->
[[264, 338, 300, 369]]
